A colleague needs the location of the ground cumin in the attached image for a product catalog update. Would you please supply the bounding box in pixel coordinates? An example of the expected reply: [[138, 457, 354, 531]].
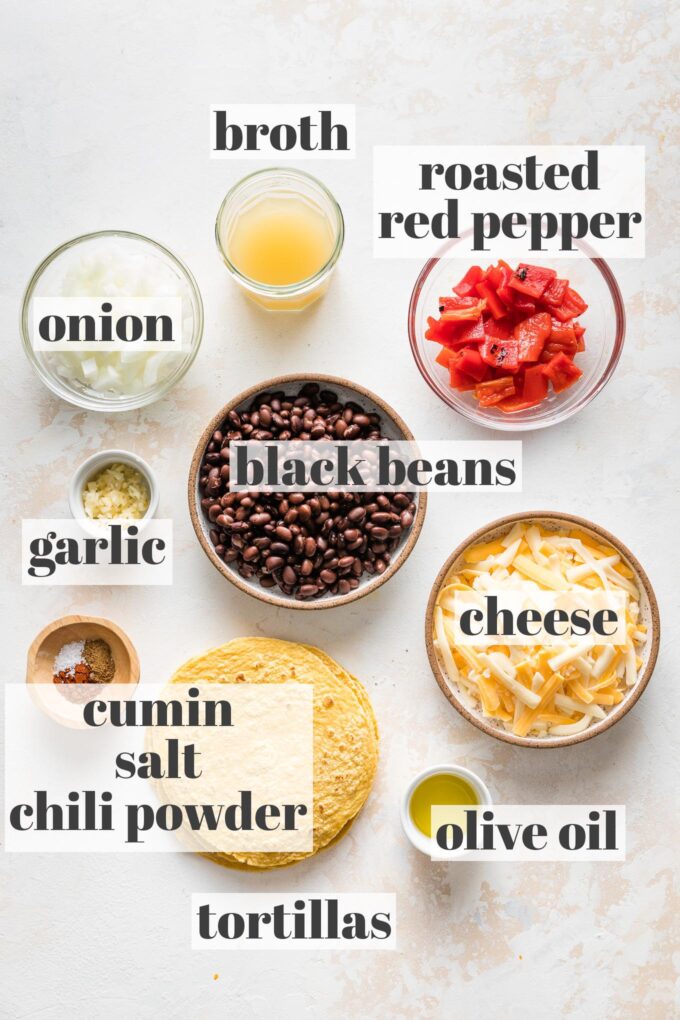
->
[[83, 638, 115, 683]]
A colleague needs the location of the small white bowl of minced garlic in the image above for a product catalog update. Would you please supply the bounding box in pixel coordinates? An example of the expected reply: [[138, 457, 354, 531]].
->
[[69, 450, 158, 528]]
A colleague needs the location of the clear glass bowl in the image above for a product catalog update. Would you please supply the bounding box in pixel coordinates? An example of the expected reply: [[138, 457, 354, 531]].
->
[[408, 241, 625, 431], [21, 230, 204, 412], [215, 167, 344, 311]]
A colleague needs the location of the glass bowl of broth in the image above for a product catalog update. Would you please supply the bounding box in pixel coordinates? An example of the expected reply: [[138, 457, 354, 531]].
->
[[215, 167, 344, 310]]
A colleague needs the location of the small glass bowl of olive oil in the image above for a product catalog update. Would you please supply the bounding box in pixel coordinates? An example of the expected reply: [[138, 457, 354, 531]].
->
[[401, 764, 492, 857]]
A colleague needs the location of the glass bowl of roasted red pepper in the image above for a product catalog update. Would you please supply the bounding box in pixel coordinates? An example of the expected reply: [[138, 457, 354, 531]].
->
[[408, 251, 625, 430]]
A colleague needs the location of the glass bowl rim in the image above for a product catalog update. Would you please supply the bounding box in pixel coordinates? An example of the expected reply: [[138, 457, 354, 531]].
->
[[21, 228, 204, 412]]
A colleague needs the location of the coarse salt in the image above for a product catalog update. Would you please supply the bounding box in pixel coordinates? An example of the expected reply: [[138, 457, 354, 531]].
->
[[53, 640, 85, 678]]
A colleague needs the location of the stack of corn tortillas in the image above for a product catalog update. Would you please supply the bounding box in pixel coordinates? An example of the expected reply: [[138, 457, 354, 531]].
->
[[149, 637, 378, 869]]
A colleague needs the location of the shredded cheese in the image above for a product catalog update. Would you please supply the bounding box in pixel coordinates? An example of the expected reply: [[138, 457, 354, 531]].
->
[[433, 522, 647, 739]]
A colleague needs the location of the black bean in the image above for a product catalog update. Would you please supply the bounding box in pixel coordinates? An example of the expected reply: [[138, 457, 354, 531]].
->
[[282, 565, 297, 586]]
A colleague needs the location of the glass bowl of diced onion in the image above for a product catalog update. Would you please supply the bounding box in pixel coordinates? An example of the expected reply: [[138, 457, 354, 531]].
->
[[425, 511, 660, 748], [21, 230, 203, 412]]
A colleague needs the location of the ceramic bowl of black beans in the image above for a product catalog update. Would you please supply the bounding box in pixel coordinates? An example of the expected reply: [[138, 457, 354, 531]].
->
[[188, 374, 427, 609]]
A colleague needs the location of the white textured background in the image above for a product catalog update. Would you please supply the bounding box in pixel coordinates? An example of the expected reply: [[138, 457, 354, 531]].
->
[[1, 2, 679, 1017]]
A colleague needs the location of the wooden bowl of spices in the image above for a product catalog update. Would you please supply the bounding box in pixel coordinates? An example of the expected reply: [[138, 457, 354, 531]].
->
[[26, 615, 139, 727]]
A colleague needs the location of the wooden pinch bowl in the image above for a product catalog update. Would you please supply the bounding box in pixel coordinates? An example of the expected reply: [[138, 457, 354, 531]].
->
[[26, 615, 140, 728]]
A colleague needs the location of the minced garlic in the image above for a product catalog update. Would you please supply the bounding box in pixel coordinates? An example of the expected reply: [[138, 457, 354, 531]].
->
[[82, 462, 150, 520]]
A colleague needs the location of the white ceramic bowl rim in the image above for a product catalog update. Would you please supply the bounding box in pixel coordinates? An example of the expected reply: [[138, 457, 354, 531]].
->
[[400, 763, 492, 857]]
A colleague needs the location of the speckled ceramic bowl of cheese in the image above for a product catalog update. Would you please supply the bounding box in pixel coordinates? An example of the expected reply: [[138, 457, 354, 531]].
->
[[425, 511, 660, 748]]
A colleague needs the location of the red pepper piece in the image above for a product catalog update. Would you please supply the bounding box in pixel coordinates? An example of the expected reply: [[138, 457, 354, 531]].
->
[[475, 376, 516, 407], [497, 394, 538, 412], [497, 364, 550, 412], [435, 346, 455, 368], [449, 363, 477, 392], [440, 298, 486, 322], [474, 279, 506, 319], [453, 266, 484, 298], [425, 316, 464, 347], [484, 318, 512, 343], [522, 364, 549, 403], [456, 316, 486, 346], [542, 352, 583, 392], [513, 311, 552, 363], [508, 293, 537, 318], [480, 335, 521, 373], [456, 347, 488, 382], [541, 320, 577, 361], [495, 265, 515, 305], [438, 295, 482, 312], [550, 286, 589, 322], [541, 277, 569, 307], [508, 263, 557, 300]]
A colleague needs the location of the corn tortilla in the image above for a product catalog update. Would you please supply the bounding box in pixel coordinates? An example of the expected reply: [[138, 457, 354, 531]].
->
[[156, 638, 378, 869]]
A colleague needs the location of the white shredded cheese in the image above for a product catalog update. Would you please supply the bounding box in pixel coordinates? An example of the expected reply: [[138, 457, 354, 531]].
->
[[433, 522, 648, 739]]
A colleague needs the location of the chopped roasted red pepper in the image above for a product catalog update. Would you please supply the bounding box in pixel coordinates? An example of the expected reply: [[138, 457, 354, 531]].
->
[[428, 259, 587, 413], [508, 263, 556, 300], [449, 362, 477, 391], [425, 316, 463, 346], [435, 347, 455, 368], [475, 376, 516, 407], [497, 365, 549, 412], [550, 286, 588, 322], [453, 266, 484, 298], [542, 277, 569, 306], [480, 336, 520, 373], [439, 295, 481, 313], [440, 298, 486, 322], [495, 265, 515, 305], [455, 316, 486, 346], [540, 319, 578, 361], [483, 318, 512, 343], [508, 293, 537, 318], [456, 347, 488, 382], [542, 351, 583, 392], [474, 279, 506, 320], [513, 312, 551, 362], [523, 364, 550, 403]]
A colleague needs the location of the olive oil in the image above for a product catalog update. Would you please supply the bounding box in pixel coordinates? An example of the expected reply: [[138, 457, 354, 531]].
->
[[409, 772, 479, 838]]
